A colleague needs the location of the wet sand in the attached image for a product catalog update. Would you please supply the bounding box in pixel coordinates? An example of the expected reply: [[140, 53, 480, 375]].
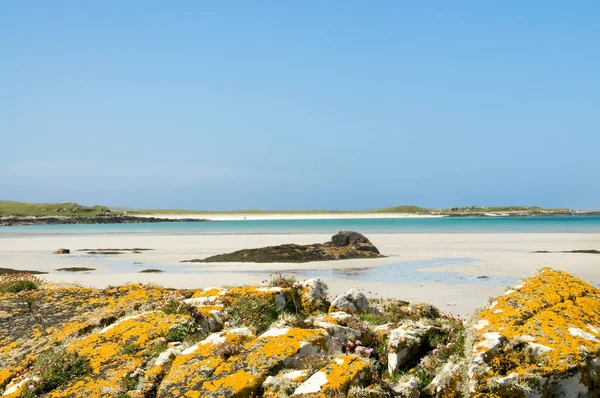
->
[[1, 233, 599, 316]]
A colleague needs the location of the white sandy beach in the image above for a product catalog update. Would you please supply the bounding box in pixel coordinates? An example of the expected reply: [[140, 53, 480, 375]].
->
[[1, 232, 599, 317], [135, 213, 443, 221]]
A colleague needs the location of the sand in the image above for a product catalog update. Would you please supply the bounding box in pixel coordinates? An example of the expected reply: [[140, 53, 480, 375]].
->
[[1, 232, 599, 317], [134, 213, 443, 221]]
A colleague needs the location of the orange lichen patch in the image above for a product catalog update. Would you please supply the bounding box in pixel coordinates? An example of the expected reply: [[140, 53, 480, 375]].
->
[[43, 312, 188, 397], [157, 328, 255, 398], [47, 357, 143, 397], [470, 267, 600, 394], [193, 328, 328, 397], [294, 354, 371, 396], [202, 369, 265, 397], [68, 311, 187, 371], [191, 288, 226, 299], [242, 328, 328, 370], [319, 315, 343, 325]]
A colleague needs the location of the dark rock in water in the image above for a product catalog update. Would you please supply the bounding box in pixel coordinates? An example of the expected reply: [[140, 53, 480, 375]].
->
[[532, 249, 600, 254], [0, 267, 48, 275], [184, 231, 383, 263], [139, 269, 164, 273], [52, 248, 70, 255], [56, 267, 95, 272]]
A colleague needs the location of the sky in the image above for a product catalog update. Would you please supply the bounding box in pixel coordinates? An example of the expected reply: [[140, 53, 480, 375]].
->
[[1, 1, 599, 210]]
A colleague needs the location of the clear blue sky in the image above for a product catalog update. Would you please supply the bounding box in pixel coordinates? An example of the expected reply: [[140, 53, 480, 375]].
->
[[1, 2, 599, 210]]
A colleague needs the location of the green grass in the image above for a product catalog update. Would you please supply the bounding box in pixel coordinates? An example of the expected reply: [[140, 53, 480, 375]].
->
[[19, 348, 91, 398], [0, 201, 115, 217], [0, 274, 44, 294]]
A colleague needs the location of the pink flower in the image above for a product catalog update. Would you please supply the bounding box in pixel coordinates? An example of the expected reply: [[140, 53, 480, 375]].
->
[[433, 349, 439, 355], [347, 342, 354, 347], [366, 348, 374, 354], [355, 340, 362, 345], [28, 385, 35, 391], [446, 343, 454, 349]]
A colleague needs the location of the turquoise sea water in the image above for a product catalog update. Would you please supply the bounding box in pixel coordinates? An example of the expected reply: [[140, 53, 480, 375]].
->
[[1, 216, 600, 236]]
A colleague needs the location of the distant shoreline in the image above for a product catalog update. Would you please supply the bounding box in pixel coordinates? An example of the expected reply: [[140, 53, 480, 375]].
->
[[1, 200, 599, 226], [133, 212, 443, 221], [2, 211, 600, 227]]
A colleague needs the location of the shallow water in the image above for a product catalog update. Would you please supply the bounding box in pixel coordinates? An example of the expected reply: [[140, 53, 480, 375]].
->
[[60, 254, 517, 286]]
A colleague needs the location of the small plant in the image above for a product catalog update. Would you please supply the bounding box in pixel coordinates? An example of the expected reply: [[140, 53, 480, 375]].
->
[[159, 295, 196, 316], [266, 271, 298, 288], [116, 368, 143, 394], [0, 273, 44, 294], [119, 342, 141, 356], [296, 353, 331, 374], [18, 348, 91, 397], [163, 321, 206, 344], [228, 295, 280, 334]]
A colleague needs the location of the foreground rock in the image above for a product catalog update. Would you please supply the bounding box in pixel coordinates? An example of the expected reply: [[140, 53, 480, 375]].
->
[[2, 268, 600, 396], [468, 267, 600, 396], [184, 231, 384, 263]]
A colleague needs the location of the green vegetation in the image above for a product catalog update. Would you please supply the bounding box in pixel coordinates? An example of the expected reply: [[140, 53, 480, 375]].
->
[[266, 272, 299, 288], [118, 342, 141, 356], [0, 273, 44, 294], [228, 295, 280, 334], [19, 348, 91, 398], [0, 201, 113, 217]]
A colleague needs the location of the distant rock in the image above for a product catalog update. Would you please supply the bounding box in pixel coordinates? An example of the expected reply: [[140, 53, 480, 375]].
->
[[183, 231, 383, 263], [52, 248, 70, 254]]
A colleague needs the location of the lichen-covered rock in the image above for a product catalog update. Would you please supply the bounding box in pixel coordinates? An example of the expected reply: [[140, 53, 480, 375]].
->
[[0, 284, 173, 389], [262, 369, 308, 396], [184, 231, 384, 263], [46, 311, 190, 397], [52, 248, 70, 254], [387, 322, 438, 375], [393, 375, 420, 398], [157, 327, 255, 397], [293, 354, 371, 395], [329, 288, 370, 314], [298, 279, 330, 315], [468, 267, 600, 397], [196, 327, 330, 397]]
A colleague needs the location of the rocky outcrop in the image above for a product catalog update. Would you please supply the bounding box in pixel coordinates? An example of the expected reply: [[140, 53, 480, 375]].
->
[[3, 268, 600, 396], [184, 231, 383, 263], [52, 248, 70, 255], [468, 267, 600, 397], [0, 215, 207, 227]]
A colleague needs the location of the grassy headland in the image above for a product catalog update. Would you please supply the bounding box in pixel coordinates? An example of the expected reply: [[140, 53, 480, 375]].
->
[[0, 201, 112, 218]]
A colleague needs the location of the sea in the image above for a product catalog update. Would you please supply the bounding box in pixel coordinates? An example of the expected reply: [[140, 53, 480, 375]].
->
[[2, 215, 600, 236]]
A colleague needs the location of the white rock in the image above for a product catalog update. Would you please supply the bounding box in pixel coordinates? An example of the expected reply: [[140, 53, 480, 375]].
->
[[294, 371, 328, 394]]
